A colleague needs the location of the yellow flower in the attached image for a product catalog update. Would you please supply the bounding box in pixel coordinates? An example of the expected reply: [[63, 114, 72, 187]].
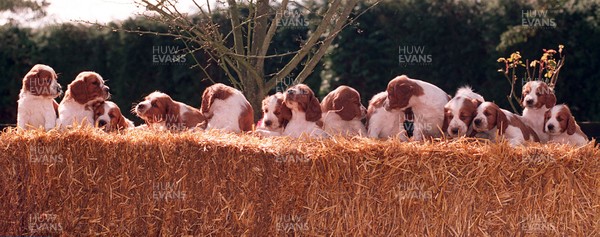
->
[[511, 52, 521, 61], [530, 60, 538, 67], [497, 58, 506, 63]]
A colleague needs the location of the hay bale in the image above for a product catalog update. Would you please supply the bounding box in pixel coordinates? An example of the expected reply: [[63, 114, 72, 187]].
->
[[0, 128, 598, 236]]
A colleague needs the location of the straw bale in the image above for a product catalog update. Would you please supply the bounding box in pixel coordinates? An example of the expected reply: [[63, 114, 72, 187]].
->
[[0, 128, 598, 236]]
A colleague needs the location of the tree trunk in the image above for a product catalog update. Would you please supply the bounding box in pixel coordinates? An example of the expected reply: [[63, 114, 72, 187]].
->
[[243, 80, 265, 122]]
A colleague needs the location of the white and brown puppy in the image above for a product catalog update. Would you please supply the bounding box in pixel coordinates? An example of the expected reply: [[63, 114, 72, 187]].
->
[[472, 102, 539, 146], [385, 75, 449, 140], [544, 104, 588, 146], [521, 81, 556, 142], [366, 92, 409, 140], [443, 86, 484, 138], [92, 101, 134, 132], [57, 72, 110, 127], [134, 91, 206, 131], [282, 84, 327, 138], [255, 92, 291, 136], [201, 83, 254, 133], [17, 64, 62, 130], [321, 86, 367, 136]]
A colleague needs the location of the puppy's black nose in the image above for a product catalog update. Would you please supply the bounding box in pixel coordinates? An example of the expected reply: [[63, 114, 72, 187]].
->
[[103, 86, 110, 92], [547, 124, 555, 131], [264, 120, 272, 126], [287, 89, 294, 94], [98, 120, 107, 127], [474, 119, 481, 126], [451, 128, 459, 134], [526, 99, 534, 105], [137, 104, 145, 110]]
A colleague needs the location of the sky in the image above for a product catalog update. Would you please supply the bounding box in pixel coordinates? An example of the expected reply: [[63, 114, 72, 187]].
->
[[45, 0, 141, 24], [6, 0, 205, 26]]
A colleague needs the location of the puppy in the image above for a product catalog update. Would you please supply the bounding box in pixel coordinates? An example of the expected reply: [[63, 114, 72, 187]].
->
[[321, 86, 367, 136], [544, 104, 588, 146], [282, 84, 327, 138], [443, 86, 484, 138], [366, 92, 409, 140], [521, 81, 556, 142], [17, 64, 62, 130], [134, 91, 206, 131], [385, 75, 450, 140], [57, 72, 110, 127], [200, 83, 254, 133], [472, 102, 539, 146], [92, 101, 134, 132], [255, 92, 291, 136]]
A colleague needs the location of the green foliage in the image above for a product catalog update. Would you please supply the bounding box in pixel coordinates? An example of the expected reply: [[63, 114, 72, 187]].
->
[[1, 0, 600, 125], [322, 0, 600, 121]]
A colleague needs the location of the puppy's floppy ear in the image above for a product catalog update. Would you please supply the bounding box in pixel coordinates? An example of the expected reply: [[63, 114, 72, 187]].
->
[[386, 81, 413, 111], [200, 87, 215, 116], [495, 107, 509, 135], [162, 97, 181, 129], [111, 107, 129, 130], [53, 100, 59, 116], [472, 98, 482, 107], [471, 98, 482, 117], [69, 79, 90, 104], [442, 109, 449, 134], [115, 114, 129, 130], [305, 96, 322, 122], [543, 110, 551, 133], [279, 101, 292, 125], [566, 115, 577, 135], [543, 93, 557, 109], [333, 93, 361, 121]]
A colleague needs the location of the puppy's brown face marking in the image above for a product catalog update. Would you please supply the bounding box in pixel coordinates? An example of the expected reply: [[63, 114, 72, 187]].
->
[[521, 81, 556, 109], [134, 92, 180, 124], [385, 75, 424, 111], [284, 84, 322, 122], [22, 64, 61, 97], [322, 86, 365, 121], [68, 72, 110, 105]]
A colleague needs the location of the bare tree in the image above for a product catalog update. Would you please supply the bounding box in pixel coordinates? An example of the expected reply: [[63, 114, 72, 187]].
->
[[132, 0, 376, 119]]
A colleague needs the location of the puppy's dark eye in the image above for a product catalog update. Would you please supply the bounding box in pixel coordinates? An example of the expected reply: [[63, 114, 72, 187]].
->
[[151, 101, 157, 107], [557, 117, 563, 122], [264, 109, 269, 113], [274, 111, 280, 115], [483, 111, 490, 116]]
